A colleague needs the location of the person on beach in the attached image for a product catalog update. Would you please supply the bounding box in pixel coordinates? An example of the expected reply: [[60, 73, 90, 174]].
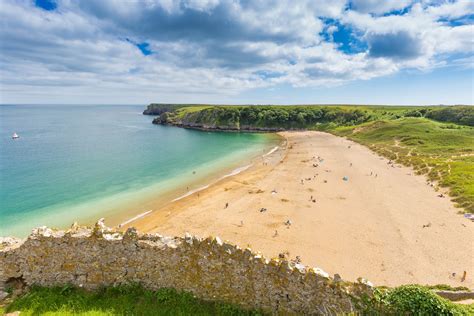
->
[[225, 202, 229, 208]]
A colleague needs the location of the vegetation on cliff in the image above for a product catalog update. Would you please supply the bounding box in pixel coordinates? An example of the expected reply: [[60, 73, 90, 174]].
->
[[147, 104, 473, 129]]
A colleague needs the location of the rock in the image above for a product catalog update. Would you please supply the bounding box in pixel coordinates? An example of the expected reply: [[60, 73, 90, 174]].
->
[[214, 236, 223, 246], [357, 277, 374, 287], [312, 267, 330, 279], [123, 227, 138, 240], [435, 290, 474, 301], [0, 290, 9, 301]]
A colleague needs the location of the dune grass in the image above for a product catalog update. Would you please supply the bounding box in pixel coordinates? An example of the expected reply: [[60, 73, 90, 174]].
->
[[331, 118, 474, 212], [3, 285, 264, 316]]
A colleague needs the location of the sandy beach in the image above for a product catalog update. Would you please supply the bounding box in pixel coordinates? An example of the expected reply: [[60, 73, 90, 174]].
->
[[124, 131, 474, 288]]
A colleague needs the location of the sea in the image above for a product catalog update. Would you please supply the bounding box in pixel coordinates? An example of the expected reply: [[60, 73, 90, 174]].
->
[[0, 104, 279, 237]]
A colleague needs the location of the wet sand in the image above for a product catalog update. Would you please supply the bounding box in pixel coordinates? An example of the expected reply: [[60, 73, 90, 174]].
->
[[125, 131, 473, 287]]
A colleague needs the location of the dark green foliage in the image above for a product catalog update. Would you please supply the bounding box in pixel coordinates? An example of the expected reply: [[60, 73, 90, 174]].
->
[[365, 285, 473, 315], [425, 106, 474, 126], [173, 105, 376, 129], [404, 109, 424, 117], [5, 284, 265, 316], [153, 104, 474, 129]]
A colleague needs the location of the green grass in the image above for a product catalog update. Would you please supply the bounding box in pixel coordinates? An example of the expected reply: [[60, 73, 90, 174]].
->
[[175, 106, 213, 115], [331, 118, 474, 212], [3, 285, 264, 316], [4, 284, 473, 315]]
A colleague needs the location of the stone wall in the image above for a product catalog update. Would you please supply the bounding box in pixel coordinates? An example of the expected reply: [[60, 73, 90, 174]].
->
[[0, 220, 373, 315]]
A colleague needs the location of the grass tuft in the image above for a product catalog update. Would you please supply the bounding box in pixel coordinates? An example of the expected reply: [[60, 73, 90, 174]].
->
[[4, 284, 265, 316]]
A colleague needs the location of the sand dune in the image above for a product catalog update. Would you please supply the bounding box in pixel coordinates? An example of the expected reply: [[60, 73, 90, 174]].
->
[[127, 131, 473, 287]]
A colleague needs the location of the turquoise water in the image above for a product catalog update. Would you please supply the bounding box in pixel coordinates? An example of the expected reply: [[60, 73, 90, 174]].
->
[[0, 105, 276, 237]]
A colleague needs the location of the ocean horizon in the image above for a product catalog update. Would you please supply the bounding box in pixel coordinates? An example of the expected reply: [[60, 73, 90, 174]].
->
[[0, 104, 278, 237]]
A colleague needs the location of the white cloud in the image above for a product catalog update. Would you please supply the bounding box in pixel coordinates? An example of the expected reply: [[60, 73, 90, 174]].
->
[[350, 0, 413, 14], [344, 1, 473, 69], [0, 0, 472, 104]]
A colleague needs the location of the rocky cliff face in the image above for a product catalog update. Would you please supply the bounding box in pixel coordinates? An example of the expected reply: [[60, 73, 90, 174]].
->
[[1, 221, 373, 315], [143, 104, 190, 115], [152, 109, 287, 132]]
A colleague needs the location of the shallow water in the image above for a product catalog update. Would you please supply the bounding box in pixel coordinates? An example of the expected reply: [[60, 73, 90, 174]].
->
[[0, 104, 277, 237]]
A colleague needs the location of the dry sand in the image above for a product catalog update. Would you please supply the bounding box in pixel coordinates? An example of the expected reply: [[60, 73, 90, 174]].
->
[[126, 131, 474, 287]]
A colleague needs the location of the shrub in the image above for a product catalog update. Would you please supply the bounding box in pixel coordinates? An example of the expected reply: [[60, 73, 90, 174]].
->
[[370, 285, 471, 315]]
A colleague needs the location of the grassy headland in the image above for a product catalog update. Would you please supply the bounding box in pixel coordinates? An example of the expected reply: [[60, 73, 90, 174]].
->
[[145, 104, 473, 129], [145, 104, 473, 212]]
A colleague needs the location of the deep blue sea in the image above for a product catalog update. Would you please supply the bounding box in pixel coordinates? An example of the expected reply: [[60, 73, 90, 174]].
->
[[0, 105, 277, 237]]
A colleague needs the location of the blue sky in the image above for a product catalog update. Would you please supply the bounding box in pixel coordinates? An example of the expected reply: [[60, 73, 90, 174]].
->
[[0, 0, 473, 105]]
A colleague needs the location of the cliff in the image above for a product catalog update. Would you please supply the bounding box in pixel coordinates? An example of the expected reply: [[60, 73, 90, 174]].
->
[[149, 105, 474, 131], [0, 220, 374, 315], [143, 104, 193, 115]]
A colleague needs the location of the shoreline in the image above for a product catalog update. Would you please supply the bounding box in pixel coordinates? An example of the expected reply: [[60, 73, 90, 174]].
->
[[1, 130, 281, 238], [124, 130, 473, 288], [102, 134, 284, 230], [170, 164, 253, 203], [118, 144, 283, 228]]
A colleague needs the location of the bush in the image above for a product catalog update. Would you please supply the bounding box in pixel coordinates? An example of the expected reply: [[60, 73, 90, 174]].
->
[[425, 106, 474, 126], [405, 110, 424, 117], [370, 285, 471, 315]]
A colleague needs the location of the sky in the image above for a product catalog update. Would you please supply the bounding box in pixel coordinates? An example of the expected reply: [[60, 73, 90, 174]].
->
[[0, 0, 473, 105]]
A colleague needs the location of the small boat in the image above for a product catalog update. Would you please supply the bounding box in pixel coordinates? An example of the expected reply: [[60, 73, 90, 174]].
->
[[12, 132, 19, 139]]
